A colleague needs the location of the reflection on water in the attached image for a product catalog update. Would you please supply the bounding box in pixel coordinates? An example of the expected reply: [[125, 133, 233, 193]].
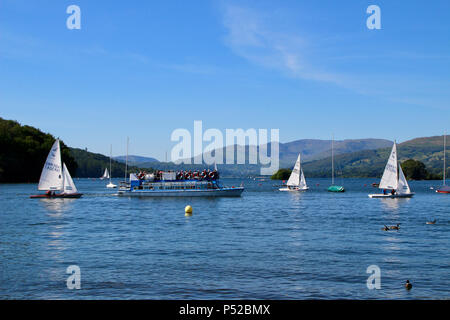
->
[[39, 198, 75, 216], [37, 199, 73, 265], [379, 197, 411, 211], [286, 191, 306, 204]]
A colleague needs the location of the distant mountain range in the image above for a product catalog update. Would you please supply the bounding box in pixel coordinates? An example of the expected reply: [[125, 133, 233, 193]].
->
[[114, 155, 159, 165], [0, 116, 446, 181], [302, 135, 448, 178], [109, 138, 391, 176], [131, 138, 392, 173], [274, 138, 392, 167], [130, 136, 447, 178]]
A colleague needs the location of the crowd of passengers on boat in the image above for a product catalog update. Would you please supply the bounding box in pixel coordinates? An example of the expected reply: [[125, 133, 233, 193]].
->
[[135, 169, 220, 181]]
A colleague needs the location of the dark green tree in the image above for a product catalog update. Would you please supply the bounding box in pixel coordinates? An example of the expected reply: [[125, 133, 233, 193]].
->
[[0, 118, 77, 183], [271, 168, 292, 180], [400, 159, 428, 180]]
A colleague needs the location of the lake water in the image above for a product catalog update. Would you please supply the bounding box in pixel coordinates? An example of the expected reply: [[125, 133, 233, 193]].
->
[[0, 178, 449, 299]]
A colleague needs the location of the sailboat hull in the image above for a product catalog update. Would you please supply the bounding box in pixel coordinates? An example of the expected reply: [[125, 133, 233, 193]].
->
[[327, 186, 345, 192], [279, 187, 309, 191], [436, 186, 450, 194], [30, 193, 83, 199], [368, 193, 414, 198]]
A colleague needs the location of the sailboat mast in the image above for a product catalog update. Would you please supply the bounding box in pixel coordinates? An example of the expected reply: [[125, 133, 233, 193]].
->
[[109, 144, 112, 183], [59, 139, 65, 192], [125, 137, 129, 182], [331, 135, 334, 185], [444, 132, 446, 186]]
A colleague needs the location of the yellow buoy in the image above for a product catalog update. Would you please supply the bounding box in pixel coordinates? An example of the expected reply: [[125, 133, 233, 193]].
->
[[185, 205, 193, 216]]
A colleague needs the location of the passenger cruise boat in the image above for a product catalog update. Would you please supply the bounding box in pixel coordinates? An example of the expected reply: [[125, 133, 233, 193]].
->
[[117, 170, 244, 197]]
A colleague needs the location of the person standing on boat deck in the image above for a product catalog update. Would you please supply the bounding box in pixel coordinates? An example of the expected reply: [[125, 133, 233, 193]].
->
[[391, 189, 395, 195]]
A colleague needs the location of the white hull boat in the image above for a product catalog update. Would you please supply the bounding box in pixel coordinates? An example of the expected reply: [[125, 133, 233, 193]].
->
[[118, 171, 243, 197], [118, 186, 244, 197], [368, 193, 415, 198], [106, 182, 117, 189], [279, 186, 309, 192]]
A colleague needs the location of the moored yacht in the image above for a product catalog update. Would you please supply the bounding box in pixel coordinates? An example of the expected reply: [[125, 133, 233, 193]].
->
[[436, 132, 449, 194]]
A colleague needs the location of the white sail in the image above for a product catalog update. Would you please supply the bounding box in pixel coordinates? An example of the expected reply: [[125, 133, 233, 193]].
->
[[38, 139, 63, 191], [62, 163, 78, 194], [287, 154, 302, 186], [101, 168, 109, 179], [299, 169, 308, 189], [379, 142, 398, 190], [397, 164, 411, 194]]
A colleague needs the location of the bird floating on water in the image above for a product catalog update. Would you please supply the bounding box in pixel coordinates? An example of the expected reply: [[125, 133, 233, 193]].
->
[[405, 280, 412, 290], [385, 223, 401, 230], [426, 219, 436, 225]]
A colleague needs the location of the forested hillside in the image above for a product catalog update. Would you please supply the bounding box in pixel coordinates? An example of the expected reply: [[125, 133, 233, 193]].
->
[[301, 136, 448, 179], [0, 118, 77, 183], [69, 148, 148, 178], [0, 117, 145, 182]]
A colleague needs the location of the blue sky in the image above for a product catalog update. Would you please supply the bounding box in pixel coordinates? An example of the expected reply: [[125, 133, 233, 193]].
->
[[1, 0, 449, 159]]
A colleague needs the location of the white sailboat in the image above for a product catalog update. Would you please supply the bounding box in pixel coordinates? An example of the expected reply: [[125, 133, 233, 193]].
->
[[100, 168, 110, 180], [279, 154, 309, 191], [31, 139, 82, 198], [106, 144, 117, 188], [369, 141, 414, 198]]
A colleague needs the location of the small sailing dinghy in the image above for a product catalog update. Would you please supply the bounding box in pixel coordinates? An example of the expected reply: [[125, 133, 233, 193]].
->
[[436, 132, 449, 194], [368, 141, 414, 198], [100, 168, 110, 180], [30, 139, 82, 199], [279, 154, 309, 191], [106, 144, 117, 188], [327, 136, 345, 192]]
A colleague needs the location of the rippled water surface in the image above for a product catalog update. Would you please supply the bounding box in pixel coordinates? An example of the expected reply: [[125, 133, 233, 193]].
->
[[1, 178, 449, 299]]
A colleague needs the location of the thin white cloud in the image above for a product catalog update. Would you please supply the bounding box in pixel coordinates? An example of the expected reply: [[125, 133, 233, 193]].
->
[[221, 4, 346, 85], [220, 4, 450, 111]]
